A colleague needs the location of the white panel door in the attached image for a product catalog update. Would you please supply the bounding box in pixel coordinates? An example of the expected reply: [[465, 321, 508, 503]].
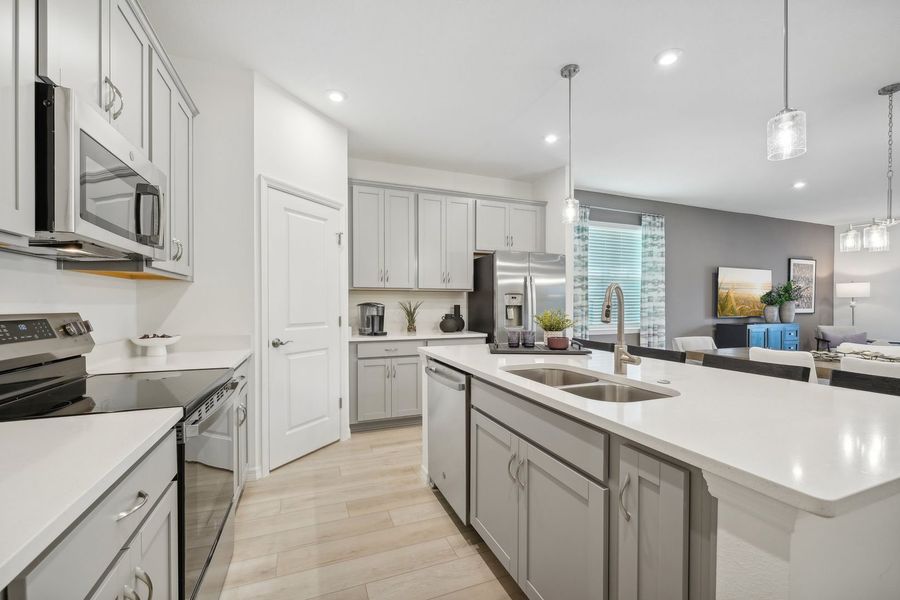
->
[[444, 197, 474, 290], [417, 193, 445, 289], [383, 189, 416, 288], [351, 186, 383, 288], [267, 185, 342, 469], [508, 205, 542, 252], [108, 0, 148, 151], [475, 199, 509, 251]]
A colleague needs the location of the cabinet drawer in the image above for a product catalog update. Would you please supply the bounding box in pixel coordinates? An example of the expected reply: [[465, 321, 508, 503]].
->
[[356, 340, 422, 358], [12, 431, 177, 600], [471, 380, 607, 482], [783, 328, 799, 339], [426, 337, 486, 347]]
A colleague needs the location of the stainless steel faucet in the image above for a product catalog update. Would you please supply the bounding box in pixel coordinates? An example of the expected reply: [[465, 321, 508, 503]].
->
[[601, 283, 641, 375]]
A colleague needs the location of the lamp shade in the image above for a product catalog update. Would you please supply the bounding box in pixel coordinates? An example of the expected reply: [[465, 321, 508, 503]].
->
[[835, 282, 871, 298]]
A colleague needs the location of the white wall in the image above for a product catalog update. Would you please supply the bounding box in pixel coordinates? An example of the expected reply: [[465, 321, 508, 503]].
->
[[349, 290, 467, 335], [833, 227, 900, 340], [0, 252, 137, 344], [533, 166, 573, 316], [349, 157, 534, 200], [137, 59, 255, 337]]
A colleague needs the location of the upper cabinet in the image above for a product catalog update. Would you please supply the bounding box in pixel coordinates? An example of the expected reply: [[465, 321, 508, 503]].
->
[[0, 0, 35, 238], [418, 194, 474, 290], [108, 0, 150, 152], [351, 185, 416, 289], [475, 199, 545, 252]]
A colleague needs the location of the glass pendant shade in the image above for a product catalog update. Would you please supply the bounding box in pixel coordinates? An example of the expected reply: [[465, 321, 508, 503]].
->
[[863, 223, 890, 252], [562, 197, 580, 224], [767, 109, 807, 161], [839, 229, 861, 252]]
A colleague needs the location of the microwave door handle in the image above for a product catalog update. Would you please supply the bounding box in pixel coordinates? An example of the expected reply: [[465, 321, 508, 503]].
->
[[134, 189, 145, 238]]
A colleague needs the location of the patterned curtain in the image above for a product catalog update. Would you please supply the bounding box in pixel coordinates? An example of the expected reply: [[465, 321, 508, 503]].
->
[[573, 207, 591, 339], [640, 214, 666, 348]]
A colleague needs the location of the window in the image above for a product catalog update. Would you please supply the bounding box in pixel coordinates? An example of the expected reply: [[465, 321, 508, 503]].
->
[[587, 222, 642, 333]]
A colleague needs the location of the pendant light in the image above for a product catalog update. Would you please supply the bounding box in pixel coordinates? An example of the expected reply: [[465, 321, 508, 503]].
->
[[766, 0, 806, 161], [861, 84, 899, 252], [561, 64, 580, 224]]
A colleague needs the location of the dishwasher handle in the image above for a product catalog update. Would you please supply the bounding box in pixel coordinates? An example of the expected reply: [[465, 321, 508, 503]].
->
[[425, 366, 466, 391]]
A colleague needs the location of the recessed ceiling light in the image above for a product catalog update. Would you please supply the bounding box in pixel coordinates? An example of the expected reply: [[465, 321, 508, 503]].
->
[[793, 181, 807, 189], [327, 90, 346, 103], [544, 133, 558, 144], [654, 48, 683, 67]]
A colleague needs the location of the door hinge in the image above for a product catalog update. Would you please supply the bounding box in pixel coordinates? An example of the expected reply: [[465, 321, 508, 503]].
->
[[338, 315, 342, 326], [336, 232, 343, 245], [339, 396, 343, 409]]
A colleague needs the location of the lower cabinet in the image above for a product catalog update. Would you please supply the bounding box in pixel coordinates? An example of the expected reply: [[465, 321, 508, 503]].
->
[[356, 357, 420, 422], [616, 446, 689, 600], [234, 359, 251, 499], [470, 410, 608, 599]]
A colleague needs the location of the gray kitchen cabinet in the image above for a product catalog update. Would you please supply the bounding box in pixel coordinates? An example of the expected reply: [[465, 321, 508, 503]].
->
[[617, 445, 689, 600], [234, 366, 250, 499], [391, 356, 421, 417], [517, 441, 607, 600], [475, 199, 545, 252], [356, 359, 391, 421], [470, 410, 520, 579], [108, 0, 150, 152], [131, 483, 179, 600], [0, 0, 35, 239], [351, 186, 416, 289], [417, 194, 474, 290]]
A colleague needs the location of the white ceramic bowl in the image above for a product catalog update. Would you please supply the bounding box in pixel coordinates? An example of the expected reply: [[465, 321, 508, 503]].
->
[[130, 335, 181, 357]]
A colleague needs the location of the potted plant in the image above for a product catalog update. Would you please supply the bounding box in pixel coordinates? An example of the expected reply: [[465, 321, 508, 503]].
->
[[777, 280, 805, 324], [759, 289, 782, 324], [398, 300, 423, 334], [533, 310, 575, 349]]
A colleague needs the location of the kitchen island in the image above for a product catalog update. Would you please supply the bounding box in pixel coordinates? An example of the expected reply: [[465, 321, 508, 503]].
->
[[419, 344, 900, 600]]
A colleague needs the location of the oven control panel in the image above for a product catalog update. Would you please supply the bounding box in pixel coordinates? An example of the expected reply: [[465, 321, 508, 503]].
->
[[0, 319, 58, 345]]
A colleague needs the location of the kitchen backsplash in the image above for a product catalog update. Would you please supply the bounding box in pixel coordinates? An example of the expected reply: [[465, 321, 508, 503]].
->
[[349, 290, 469, 334]]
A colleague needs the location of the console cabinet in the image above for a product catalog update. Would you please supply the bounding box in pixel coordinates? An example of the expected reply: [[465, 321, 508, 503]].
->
[[715, 323, 800, 350]]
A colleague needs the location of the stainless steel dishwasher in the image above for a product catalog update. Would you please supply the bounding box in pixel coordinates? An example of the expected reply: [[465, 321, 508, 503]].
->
[[425, 359, 469, 523]]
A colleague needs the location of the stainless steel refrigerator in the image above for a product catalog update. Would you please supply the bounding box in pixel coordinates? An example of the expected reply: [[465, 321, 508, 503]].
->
[[467, 252, 566, 343]]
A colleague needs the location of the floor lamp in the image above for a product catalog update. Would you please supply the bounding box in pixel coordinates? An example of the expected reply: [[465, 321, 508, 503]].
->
[[836, 282, 871, 326]]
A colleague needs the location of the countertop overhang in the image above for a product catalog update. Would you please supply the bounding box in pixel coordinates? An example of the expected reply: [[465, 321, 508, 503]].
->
[[420, 345, 900, 517]]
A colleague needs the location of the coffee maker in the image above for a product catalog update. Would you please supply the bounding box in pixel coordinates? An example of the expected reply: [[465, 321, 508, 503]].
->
[[357, 302, 386, 336]]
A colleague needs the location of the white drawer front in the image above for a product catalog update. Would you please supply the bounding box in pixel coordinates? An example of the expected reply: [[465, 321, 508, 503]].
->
[[356, 340, 422, 358], [426, 337, 486, 346], [471, 380, 607, 482], [12, 431, 177, 600]]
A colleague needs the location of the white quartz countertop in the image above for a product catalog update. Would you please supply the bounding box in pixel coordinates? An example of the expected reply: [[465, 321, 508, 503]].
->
[[88, 349, 252, 375], [350, 331, 487, 343], [420, 345, 900, 517], [0, 409, 182, 590]]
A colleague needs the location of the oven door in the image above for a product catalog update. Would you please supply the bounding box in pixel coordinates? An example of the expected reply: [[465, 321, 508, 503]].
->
[[180, 392, 235, 600], [37, 84, 167, 260]]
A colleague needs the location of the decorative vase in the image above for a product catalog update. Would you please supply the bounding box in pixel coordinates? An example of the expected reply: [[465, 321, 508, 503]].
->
[[440, 314, 457, 333], [543, 330, 564, 345], [407, 324, 416, 334], [779, 301, 796, 324], [547, 336, 570, 350], [763, 305, 780, 324]]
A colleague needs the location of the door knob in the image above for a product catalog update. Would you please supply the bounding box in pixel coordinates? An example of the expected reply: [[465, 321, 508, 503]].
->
[[271, 338, 293, 348]]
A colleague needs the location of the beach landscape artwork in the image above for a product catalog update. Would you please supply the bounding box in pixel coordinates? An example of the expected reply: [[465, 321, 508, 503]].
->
[[717, 267, 772, 318]]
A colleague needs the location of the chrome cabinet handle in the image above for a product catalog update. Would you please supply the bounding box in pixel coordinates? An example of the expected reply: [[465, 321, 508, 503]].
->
[[379, 269, 383, 282], [507, 454, 517, 482], [103, 77, 117, 113], [271, 338, 292, 348], [385, 270, 389, 283], [112, 84, 124, 120], [516, 458, 526, 488], [619, 473, 632, 522], [117, 491, 149, 521], [392, 365, 396, 378], [123, 585, 142, 600], [511, 235, 514, 247], [172, 238, 183, 261], [134, 567, 154, 600], [237, 404, 247, 426]]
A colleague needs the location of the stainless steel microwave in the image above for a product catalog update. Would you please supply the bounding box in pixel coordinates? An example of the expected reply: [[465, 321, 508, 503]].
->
[[32, 83, 166, 260]]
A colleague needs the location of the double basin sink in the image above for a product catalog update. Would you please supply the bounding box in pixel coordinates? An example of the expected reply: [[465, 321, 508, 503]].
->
[[504, 366, 677, 402]]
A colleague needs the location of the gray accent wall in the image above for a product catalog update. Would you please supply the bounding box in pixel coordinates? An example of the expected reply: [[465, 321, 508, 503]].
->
[[577, 190, 835, 350]]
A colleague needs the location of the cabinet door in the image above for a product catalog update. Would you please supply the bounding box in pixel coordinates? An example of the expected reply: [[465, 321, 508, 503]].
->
[[747, 327, 766, 349], [38, 0, 107, 114], [148, 51, 176, 265], [444, 197, 475, 290], [356, 359, 391, 421], [417, 194, 446, 289], [766, 326, 783, 350], [390, 356, 421, 417], [617, 446, 689, 600], [0, 0, 35, 237], [169, 93, 193, 276], [352, 186, 384, 288], [86, 546, 134, 600], [475, 199, 509, 251], [518, 441, 607, 600], [133, 483, 179, 600], [508, 204, 543, 252], [383, 189, 416, 289], [108, 0, 149, 151], [470, 410, 519, 579]]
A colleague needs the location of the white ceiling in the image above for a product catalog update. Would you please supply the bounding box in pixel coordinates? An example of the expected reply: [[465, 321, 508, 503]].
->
[[142, 0, 900, 225]]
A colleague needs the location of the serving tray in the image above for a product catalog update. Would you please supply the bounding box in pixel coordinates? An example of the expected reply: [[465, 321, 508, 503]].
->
[[489, 343, 591, 356]]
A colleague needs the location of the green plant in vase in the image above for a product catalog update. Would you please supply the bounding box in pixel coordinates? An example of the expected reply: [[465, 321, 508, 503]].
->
[[776, 280, 805, 324], [533, 309, 575, 347], [399, 300, 424, 334], [759, 288, 783, 323]]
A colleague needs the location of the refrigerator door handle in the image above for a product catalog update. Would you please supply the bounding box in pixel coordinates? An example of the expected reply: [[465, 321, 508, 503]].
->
[[524, 275, 536, 330]]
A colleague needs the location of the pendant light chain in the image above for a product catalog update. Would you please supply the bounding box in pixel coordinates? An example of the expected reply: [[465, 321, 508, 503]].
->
[[888, 91, 894, 221]]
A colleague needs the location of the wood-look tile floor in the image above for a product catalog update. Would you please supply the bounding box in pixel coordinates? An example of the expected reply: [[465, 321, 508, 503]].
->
[[222, 425, 525, 600]]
